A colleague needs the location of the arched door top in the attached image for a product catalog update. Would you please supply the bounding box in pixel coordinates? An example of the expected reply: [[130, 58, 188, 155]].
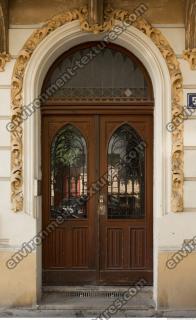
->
[[42, 42, 154, 104]]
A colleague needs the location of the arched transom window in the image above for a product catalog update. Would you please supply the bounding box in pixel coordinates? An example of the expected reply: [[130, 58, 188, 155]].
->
[[42, 42, 153, 103]]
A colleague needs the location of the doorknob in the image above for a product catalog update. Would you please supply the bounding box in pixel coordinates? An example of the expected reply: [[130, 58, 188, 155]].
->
[[98, 194, 106, 216]]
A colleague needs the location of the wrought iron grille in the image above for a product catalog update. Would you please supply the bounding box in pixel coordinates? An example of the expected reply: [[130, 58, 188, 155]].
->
[[51, 87, 148, 100]]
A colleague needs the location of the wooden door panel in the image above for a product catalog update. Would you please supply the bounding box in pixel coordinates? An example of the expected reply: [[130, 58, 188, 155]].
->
[[99, 270, 153, 284], [43, 229, 68, 268], [130, 228, 145, 269], [72, 227, 88, 268], [42, 115, 97, 285], [99, 115, 153, 284], [106, 228, 124, 268]]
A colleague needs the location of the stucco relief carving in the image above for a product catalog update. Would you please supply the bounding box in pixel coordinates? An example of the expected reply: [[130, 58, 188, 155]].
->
[[0, 0, 10, 71], [0, 52, 11, 71], [183, 49, 196, 70], [183, 0, 196, 70], [11, 7, 183, 212]]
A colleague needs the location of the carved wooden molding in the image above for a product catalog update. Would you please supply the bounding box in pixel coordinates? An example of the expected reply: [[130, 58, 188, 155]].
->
[[10, 7, 183, 212], [183, 48, 196, 70]]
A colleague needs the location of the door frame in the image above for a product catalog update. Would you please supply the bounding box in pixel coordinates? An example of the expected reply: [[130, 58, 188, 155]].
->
[[22, 22, 172, 305]]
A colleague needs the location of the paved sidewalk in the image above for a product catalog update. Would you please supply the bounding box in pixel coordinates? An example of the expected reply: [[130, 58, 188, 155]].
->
[[1, 307, 196, 318]]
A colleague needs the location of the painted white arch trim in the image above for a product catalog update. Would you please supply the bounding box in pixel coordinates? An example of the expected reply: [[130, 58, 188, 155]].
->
[[22, 20, 171, 305]]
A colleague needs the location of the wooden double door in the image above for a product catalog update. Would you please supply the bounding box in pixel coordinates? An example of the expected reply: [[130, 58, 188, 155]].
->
[[42, 112, 153, 285]]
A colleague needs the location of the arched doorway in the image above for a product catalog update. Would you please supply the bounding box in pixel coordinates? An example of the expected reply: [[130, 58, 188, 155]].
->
[[41, 42, 154, 285]]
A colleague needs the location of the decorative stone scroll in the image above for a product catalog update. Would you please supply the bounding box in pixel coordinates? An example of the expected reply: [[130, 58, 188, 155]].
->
[[0, 0, 11, 71], [183, 49, 196, 70], [183, 0, 196, 70], [0, 52, 11, 71], [10, 7, 183, 212]]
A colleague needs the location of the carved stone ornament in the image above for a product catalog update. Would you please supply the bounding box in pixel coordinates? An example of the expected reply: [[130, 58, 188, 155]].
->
[[184, 0, 196, 70], [0, 0, 10, 71], [10, 7, 183, 212], [183, 48, 196, 70], [0, 52, 11, 71]]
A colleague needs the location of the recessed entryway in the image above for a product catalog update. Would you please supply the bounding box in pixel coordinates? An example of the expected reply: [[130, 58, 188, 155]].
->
[[41, 42, 154, 286]]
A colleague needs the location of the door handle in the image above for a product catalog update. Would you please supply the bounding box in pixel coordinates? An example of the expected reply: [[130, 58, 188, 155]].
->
[[98, 194, 106, 216]]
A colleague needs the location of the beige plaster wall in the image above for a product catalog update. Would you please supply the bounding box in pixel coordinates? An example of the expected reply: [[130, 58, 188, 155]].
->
[[9, 0, 185, 25], [158, 252, 196, 310], [0, 251, 36, 306]]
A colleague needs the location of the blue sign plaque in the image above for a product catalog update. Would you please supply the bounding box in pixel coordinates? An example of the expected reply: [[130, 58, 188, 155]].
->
[[187, 93, 196, 108]]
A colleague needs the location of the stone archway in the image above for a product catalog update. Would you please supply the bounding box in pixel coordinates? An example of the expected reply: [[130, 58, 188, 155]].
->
[[9, 8, 183, 215]]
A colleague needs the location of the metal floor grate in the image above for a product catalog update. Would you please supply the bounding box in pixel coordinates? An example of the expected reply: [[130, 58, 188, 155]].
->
[[42, 286, 141, 299], [58, 290, 125, 298]]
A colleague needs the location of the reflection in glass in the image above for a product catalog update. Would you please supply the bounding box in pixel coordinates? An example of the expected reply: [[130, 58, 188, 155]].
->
[[108, 124, 145, 219], [50, 124, 87, 219]]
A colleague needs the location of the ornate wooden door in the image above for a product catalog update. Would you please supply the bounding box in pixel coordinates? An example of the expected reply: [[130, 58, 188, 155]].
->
[[41, 41, 154, 285], [42, 113, 153, 285]]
